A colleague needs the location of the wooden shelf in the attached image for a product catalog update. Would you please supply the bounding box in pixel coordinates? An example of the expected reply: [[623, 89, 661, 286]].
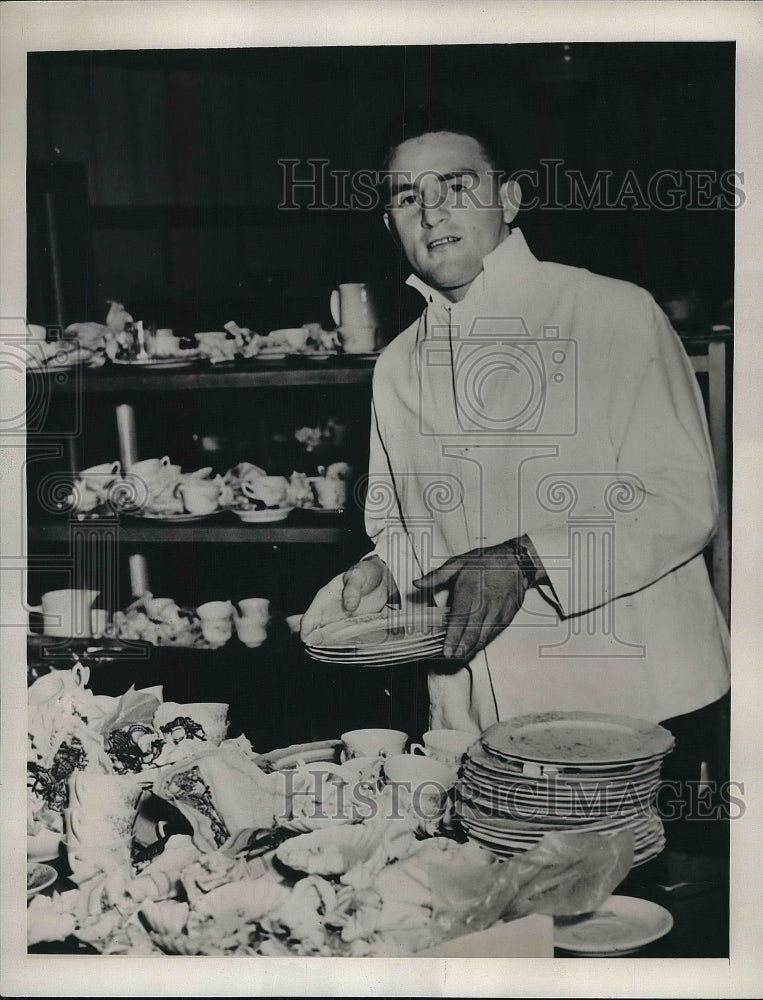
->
[[34, 359, 377, 393], [29, 515, 354, 545]]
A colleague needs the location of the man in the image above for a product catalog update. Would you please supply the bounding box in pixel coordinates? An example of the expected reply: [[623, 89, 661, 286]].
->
[[302, 107, 729, 775]]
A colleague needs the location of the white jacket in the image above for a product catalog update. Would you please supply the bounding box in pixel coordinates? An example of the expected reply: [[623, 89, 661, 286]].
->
[[366, 229, 729, 733]]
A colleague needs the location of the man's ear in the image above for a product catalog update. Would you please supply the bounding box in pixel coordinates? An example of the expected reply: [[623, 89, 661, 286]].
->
[[499, 180, 521, 225]]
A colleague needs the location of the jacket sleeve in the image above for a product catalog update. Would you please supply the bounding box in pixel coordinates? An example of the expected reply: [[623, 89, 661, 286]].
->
[[529, 287, 719, 619]]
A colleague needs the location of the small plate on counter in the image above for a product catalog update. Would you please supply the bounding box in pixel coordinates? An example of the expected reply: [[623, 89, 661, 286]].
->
[[553, 896, 674, 956], [112, 357, 199, 370], [124, 510, 223, 522]]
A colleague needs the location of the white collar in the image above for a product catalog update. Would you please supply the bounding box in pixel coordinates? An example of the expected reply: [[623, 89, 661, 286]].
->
[[405, 228, 539, 308]]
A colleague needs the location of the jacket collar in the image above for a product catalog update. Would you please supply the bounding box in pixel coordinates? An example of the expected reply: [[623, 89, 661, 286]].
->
[[405, 228, 539, 310]]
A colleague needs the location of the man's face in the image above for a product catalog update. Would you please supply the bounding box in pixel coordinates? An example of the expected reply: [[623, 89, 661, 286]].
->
[[384, 132, 517, 302]]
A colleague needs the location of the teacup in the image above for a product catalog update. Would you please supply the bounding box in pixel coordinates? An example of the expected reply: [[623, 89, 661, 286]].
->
[[234, 616, 267, 648], [410, 729, 477, 770], [69, 461, 122, 511], [153, 328, 181, 356], [80, 461, 121, 481], [153, 701, 229, 746], [237, 598, 270, 625], [383, 753, 454, 820], [312, 476, 347, 510], [177, 479, 219, 515], [29, 588, 100, 638], [271, 327, 310, 352], [128, 456, 172, 480], [241, 476, 288, 507], [201, 619, 233, 646], [340, 728, 408, 761], [197, 600, 234, 621]]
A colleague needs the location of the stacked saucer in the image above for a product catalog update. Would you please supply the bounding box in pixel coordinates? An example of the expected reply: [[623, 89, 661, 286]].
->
[[303, 608, 446, 667], [454, 712, 674, 867]]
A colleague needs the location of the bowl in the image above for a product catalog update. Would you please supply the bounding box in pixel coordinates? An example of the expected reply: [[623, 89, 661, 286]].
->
[[27, 862, 57, 898]]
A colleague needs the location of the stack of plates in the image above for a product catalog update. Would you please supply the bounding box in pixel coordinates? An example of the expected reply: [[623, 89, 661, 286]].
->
[[303, 608, 446, 667], [454, 711, 674, 867]]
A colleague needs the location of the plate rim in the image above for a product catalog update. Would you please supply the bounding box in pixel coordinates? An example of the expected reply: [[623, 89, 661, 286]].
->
[[552, 895, 674, 954], [481, 712, 675, 765]]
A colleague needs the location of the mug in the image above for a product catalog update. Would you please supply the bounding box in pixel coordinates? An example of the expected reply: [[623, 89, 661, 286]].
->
[[339, 326, 376, 354], [410, 729, 476, 769], [237, 598, 270, 625], [29, 589, 100, 638], [330, 283, 380, 332], [340, 728, 408, 761]]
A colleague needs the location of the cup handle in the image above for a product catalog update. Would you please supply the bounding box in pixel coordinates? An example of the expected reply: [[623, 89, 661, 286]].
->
[[330, 289, 341, 328], [340, 748, 350, 763], [110, 461, 122, 476], [410, 743, 427, 756], [160, 456, 171, 467]]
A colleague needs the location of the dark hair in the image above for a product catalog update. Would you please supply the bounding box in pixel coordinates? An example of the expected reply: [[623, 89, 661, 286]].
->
[[378, 101, 510, 199]]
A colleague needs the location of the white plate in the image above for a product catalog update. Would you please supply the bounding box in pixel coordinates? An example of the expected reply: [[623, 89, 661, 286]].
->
[[343, 352, 380, 361], [126, 510, 222, 522], [27, 862, 57, 898], [553, 895, 674, 955], [233, 506, 294, 523], [481, 713, 675, 766], [252, 352, 288, 361]]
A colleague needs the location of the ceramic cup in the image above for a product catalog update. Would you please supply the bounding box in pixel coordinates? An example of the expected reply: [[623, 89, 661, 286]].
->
[[410, 729, 476, 769], [285, 613, 303, 634], [153, 328, 181, 355], [153, 701, 230, 746], [383, 753, 454, 820], [177, 479, 219, 515], [340, 728, 408, 761], [234, 616, 267, 648], [128, 456, 172, 482], [339, 326, 377, 354], [312, 476, 347, 510], [197, 600, 234, 621], [29, 588, 100, 638], [237, 597, 270, 625], [241, 476, 288, 507], [271, 327, 309, 352], [330, 283, 380, 332]]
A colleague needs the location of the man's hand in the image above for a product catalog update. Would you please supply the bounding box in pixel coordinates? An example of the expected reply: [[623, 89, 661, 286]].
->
[[412, 538, 540, 661], [300, 556, 396, 642]]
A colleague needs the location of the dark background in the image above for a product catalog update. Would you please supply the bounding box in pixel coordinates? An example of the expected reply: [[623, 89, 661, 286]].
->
[[27, 42, 735, 336]]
